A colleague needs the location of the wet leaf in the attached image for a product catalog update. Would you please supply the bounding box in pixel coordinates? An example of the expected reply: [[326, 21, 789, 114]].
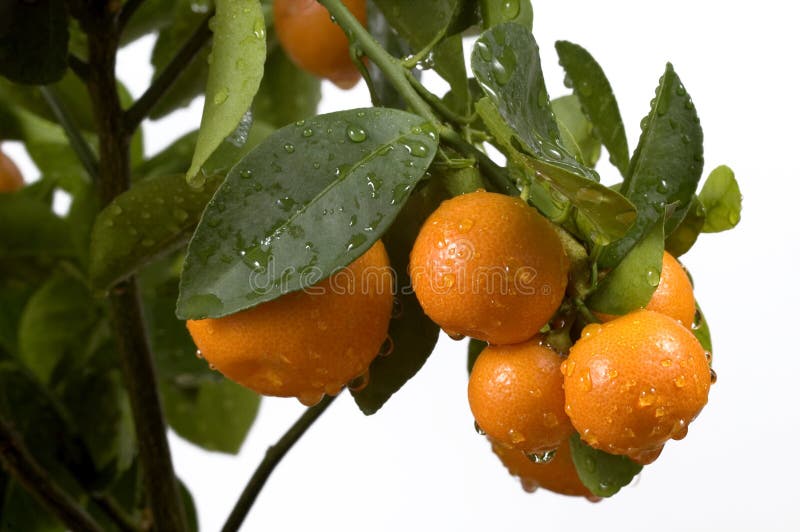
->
[[372, 0, 475, 53], [600, 63, 703, 269], [352, 182, 443, 415], [552, 94, 601, 167], [366, 1, 418, 110], [479, 0, 533, 30], [699, 165, 741, 233], [569, 433, 641, 497], [0, 0, 68, 84], [177, 108, 438, 319], [665, 195, 705, 257], [692, 303, 712, 353], [89, 174, 223, 290], [186, 0, 266, 182], [588, 215, 664, 315], [555, 40, 629, 174]]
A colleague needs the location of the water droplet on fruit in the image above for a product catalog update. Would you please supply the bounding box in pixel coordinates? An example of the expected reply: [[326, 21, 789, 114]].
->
[[446, 330, 465, 341], [347, 371, 369, 392], [638, 388, 656, 407], [474, 420, 486, 435], [709, 368, 717, 384], [560, 359, 575, 377], [298, 392, 324, 407], [673, 375, 687, 388], [378, 336, 394, 357], [542, 412, 559, 428], [195, 350, 204, 359], [578, 368, 593, 391], [526, 448, 557, 464]]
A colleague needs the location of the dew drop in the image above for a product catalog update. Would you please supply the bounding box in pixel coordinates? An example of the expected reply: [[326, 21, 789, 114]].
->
[[445, 330, 465, 341], [508, 429, 526, 445], [347, 371, 369, 392], [526, 448, 557, 464], [283, 143, 295, 153], [476, 41, 492, 62], [645, 267, 661, 287], [213, 88, 229, 105], [474, 420, 486, 435], [378, 336, 394, 357], [346, 124, 367, 143], [710, 368, 718, 384], [302, 128, 314, 138]]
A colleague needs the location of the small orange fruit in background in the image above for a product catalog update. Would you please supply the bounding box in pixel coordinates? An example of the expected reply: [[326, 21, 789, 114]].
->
[[274, 0, 366, 89], [491, 438, 597, 500], [595, 251, 695, 327], [409, 190, 568, 345], [187, 241, 393, 406], [0, 149, 24, 192], [469, 338, 572, 454], [562, 309, 710, 458]]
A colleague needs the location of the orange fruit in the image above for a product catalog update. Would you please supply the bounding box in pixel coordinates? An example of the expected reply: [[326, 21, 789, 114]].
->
[[409, 190, 568, 345], [595, 251, 695, 327], [491, 438, 597, 500], [562, 309, 710, 458], [0, 150, 24, 192], [468, 338, 572, 454], [187, 241, 393, 405], [274, 0, 366, 89]]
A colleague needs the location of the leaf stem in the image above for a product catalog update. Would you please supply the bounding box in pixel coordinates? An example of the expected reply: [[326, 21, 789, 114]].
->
[[39, 86, 99, 182], [438, 128, 515, 194], [123, 11, 214, 133], [0, 418, 105, 532], [221, 395, 337, 532], [317, 0, 437, 124], [405, 70, 471, 125]]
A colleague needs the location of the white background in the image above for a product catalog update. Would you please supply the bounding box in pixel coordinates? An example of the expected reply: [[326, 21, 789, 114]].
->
[[6, 1, 800, 530]]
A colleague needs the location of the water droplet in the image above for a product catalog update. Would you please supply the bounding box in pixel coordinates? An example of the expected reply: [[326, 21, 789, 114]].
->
[[252, 19, 266, 39], [508, 429, 526, 445], [581, 323, 602, 338], [673, 375, 687, 388], [542, 412, 559, 428], [365, 173, 383, 198], [239, 168, 253, 179], [346, 124, 367, 143], [660, 358, 672, 367], [402, 140, 428, 157], [501, 0, 520, 18], [710, 368, 717, 384], [560, 359, 575, 377], [346, 233, 367, 252], [275, 196, 296, 212], [298, 392, 324, 407], [283, 143, 295, 153], [195, 349, 204, 359], [638, 388, 657, 407], [390, 183, 412, 205], [377, 336, 394, 358], [578, 80, 593, 97], [476, 41, 492, 62], [302, 128, 314, 138], [646, 267, 661, 287], [445, 330, 465, 341], [578, 368, 593, 391], [457, 218, 474, 233], [213, 88, 229, 105], [520, 478, 539, 493], [347, 371, 369, 392], [583, 455, 597, 473], [526, 448, 557, 464]]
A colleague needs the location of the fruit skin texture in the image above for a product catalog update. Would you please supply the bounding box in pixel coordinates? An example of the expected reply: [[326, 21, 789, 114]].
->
[[409, 190, 568, 345], [491, 438, 596, 500], [0, 150, 24, 192], [596, 251, 695, 327], [469, 338, 572, 454], [274, 0, 366, 89], [563, 309, 710, 458], [187, 241, 393, 405]]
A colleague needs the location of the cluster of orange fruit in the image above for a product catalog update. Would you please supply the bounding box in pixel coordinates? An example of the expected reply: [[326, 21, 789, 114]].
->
[[188, 189, 712, 499]]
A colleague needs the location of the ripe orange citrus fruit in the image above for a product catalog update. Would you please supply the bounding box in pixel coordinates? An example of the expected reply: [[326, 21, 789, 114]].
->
[[562, 309, 710, 458], [595, 251, 695, 327], [0, 150, 24, 192], [409, 190, 568, 345], [469, 337, 572, 454], [187, 241, 393, 405], [491, 438, 597, 500], [274, 0, 366, 89]]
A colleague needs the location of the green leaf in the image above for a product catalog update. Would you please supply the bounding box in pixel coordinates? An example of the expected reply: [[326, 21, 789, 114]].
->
[[0, 279, 35, 355], [552, 94, 601, 167], [0, 0, 68, 84], [569, 433, 642, 497], [692, 303, 712, 353], [479, 0, 532, 30], [121, 0, 178, 45], [89, 174, 223, 290], [665, 195, 705, 257], [372, 0, 474, 53], [699, 165, 741, 233], [467, 338, 486, 374], [588, 215, 664, 315], [351, 181, 443, 415], [600, 63, 703, 269], [366, 1, 417, 110], [186, 0, 267, 182], [179, 478, 199, 532], [431, 35, 470, 115], [252, 47, 321, 127], [475, 97, 636, 244], [18, 274, 95, 384], [555, 40, 629, 174], [177, 108, 439, 319], [0, 194, 74, 261], [1, 481, 62, 532], [142, 273, 261, 453], [162, 377, 261, 454]]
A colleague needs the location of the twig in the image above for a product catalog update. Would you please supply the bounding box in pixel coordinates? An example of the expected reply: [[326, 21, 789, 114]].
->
[[123, 11, 213, 132], [91, 492, 143, 532], [0, 418, 104, 532], [68, 53, 91, 81], [118, 0, 147, 32], [221, 395, 337, 532], [39, 86, 99, 182]]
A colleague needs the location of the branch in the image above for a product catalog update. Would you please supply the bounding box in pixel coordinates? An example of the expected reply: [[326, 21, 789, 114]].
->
[[0, 418, 104, 532], [39, 86, 99, 182], [68, 53, 91, 81], [118, 0, 146, 32], [90, 492, 143, 532], [123, 11, 213, 132], [221, 395, 337, 532]]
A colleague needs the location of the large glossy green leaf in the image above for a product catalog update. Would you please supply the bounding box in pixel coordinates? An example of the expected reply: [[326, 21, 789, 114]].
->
[[665, 195, 705, 257], [0, 0, 68, 84], [186, 0, 266, 182], [366, 1, 417, 110], [588, 215, 664, 315], [479, 0, 532, 30], [373, 0, 474, 52], [555, 40, 629, 174], [89, 174, 223, 290], [600, 64, 703, 269], [252, 47, 321, 127], [475, 98, 635, 244], [552, 94, 601, 167], [432, 35, 470, 115], [352, 181, 443, 415], [699, 165, 741, 233], [569, 433, 642, 497], [177, 108, 439, 319], [17, 274, 95, 384]]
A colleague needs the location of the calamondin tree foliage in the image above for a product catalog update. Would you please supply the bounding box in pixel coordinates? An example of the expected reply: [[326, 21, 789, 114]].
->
[[0, 0, 741, 530]]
